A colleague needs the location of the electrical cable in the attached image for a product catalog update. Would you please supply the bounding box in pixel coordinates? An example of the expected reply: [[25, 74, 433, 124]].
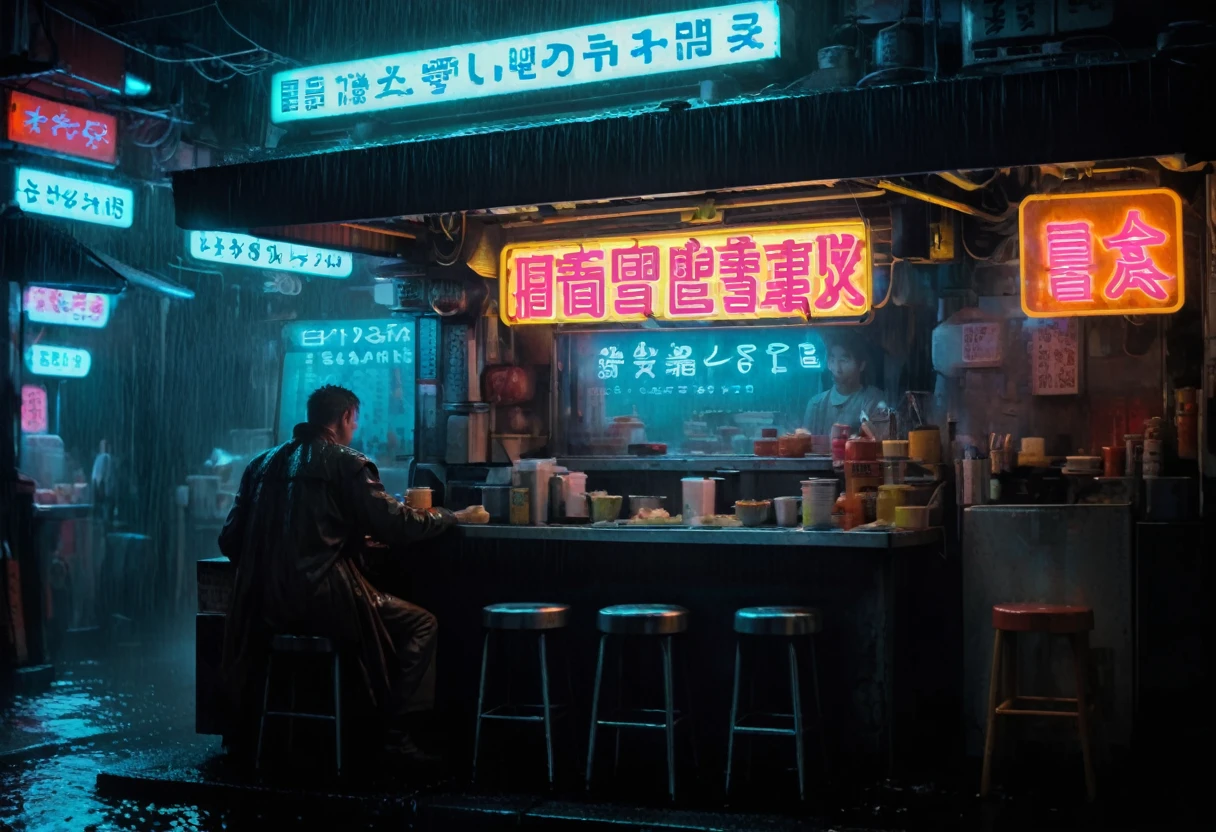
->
[[44, 3, 287, 69]]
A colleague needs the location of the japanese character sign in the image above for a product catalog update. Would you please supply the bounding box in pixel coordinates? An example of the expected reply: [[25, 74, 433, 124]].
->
[[5, 91, 118, 164], [1020, 189, 1183, 317], [24, 345, 92, 379], [270, 2, 780, 123], [21, 385, 49, 434], [13, 166, 133, 229], [501, 220, 872, 325], [24, 286, 112, 328], [187, 232, 354, 278]]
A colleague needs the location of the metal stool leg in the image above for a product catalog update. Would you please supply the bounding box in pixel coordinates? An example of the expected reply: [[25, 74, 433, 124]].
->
[[1070, 632, 1097, 802], [788, 639, 806, 802], [980, 628, 1004, 798], [678, 638, 699, 770], [585, 634, 607, 790], [809, 634, 828, 773], [661, 635, 677, 801], [255, 654, 274, 772], [471, 630, 490, 784], [332, 653, 342, 775], [725, 638, 743, 795], [613, 643, 624, 777], [539, 632, 555, 787]]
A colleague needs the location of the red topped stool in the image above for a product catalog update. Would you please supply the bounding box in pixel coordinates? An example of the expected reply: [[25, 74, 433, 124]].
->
[[980, 603, 1096, 801]]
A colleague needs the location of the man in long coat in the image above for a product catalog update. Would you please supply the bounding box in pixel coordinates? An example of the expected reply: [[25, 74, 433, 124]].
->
[[218, 384, 461, 765]]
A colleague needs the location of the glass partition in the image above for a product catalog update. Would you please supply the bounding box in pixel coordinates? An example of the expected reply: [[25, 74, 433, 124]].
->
[[558, 325, 890, 455]]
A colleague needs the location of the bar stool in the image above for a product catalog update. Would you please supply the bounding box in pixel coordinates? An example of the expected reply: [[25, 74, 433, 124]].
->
[[256, 634, 342, 774], [980, 603, 1096, 802], [472, 602, 571, 787], [586, 604, 693, 801], [725, 606, 827, 801]]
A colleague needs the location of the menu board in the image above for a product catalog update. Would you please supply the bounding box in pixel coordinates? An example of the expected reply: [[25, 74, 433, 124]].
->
[[277, 319, 416, 464], [564, 326, 834, 446], [1031, 319, 1081, 396]]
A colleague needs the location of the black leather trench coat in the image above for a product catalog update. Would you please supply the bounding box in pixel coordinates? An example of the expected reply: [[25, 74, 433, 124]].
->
[[217, 424, 453, 747]]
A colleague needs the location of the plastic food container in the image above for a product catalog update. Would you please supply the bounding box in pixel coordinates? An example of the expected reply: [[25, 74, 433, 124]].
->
[[894, 505, 929, 529], [734, 499, 772, 527], [753, 438, 779, 456], [876, 484, 912, 524]]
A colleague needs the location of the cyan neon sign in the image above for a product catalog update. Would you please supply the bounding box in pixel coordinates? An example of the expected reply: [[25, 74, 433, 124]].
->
[[270, 2, 780, 124], [187, 231, 354, 278], [25, 344, 92, 378], [13, 166, 133, 228]]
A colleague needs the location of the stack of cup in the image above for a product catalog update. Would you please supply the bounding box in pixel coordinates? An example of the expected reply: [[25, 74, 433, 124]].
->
[[801, 479, 837, 529]]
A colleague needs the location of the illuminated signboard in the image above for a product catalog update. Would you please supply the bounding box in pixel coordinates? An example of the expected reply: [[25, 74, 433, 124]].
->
[[270, 1, 780, 124], [24, 286, 112, 328], [13, 166, 133, 228], [1020, 189, 1184, 318], [187, 231, 354, 278], [24, 345, 92, 379], [21, 385, 48, 434], [6, 90, 118, 165], [500, 220, 872, 325]]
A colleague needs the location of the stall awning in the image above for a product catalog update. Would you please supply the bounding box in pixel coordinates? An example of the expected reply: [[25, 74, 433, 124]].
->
[[172, 58, 1213, 231], [0, 213, 194, 299]]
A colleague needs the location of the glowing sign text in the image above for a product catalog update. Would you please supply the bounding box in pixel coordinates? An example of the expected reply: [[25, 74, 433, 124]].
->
[[24, 286, 112, 328], [25, 345, 92, 379], [6, 90, 118, 165], [270, 2, 780, 124], [13, 166, 133, 228], [1020, 189, 1183, 318], [21, 385, 48, 434], [187, 231, 353, 278], [501, 221, 872, 325]]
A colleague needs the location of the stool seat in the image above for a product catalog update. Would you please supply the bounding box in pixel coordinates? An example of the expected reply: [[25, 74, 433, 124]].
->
[[734, 606, 822, 637], [482, 602, 570, 630], [270, 634, 335, 653], [597, 604, 688, 636], [992, 603, 1093, 634]]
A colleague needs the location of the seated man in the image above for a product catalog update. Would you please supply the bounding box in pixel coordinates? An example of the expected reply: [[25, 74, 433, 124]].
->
[[218, 384, 470, 765]]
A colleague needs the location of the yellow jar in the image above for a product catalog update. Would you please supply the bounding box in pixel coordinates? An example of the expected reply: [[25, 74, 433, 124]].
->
[[876, 484, 912, 524]]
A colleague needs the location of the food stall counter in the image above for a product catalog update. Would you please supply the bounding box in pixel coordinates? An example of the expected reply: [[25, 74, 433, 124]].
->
[[456, 523, 938, 549]]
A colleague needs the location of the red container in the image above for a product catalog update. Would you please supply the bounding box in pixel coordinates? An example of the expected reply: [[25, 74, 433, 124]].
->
[[482, 365, 535, 405], [1102, 445, 1125, 478], [845, 439, 879, 461], [754, 438, 779, 456]]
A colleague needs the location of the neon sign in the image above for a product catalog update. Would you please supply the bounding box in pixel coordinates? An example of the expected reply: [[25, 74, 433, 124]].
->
[[13, 166, 133, 229], [5, 90, 118, 165], [187, 231, 353, 278], [21, 385, 48, 434], [270, 2, 780, 124], [24, 286, 112, 328], [500, 220, 872, 325], [1020, 189, 1183, 318], [24, 345, 92, 379]]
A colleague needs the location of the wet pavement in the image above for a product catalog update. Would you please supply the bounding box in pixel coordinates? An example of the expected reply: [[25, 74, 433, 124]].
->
[[1, 632, 1210, 832]]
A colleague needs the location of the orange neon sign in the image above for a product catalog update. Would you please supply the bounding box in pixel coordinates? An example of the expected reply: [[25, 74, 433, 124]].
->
[[1019, 189, 1183, 318], [499, 221, 872, 325]]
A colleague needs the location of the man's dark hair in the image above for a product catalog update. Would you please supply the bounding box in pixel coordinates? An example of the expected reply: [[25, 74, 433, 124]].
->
[[306, 385, 360, 427], [827, 330, 869, 365]]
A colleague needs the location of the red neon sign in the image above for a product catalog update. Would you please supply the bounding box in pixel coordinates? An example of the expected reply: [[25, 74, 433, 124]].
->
[[21, 385, 48, 434], [6, 90, 118, 165], [1020, 189, 1183, 318]]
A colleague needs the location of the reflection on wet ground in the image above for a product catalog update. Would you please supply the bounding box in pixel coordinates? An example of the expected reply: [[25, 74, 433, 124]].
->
[[1, 633, 1209, 831]]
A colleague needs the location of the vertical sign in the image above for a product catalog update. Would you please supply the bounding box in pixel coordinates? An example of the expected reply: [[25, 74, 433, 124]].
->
[[20, 385, 49, 434], [1031, 320, 1081, 396]]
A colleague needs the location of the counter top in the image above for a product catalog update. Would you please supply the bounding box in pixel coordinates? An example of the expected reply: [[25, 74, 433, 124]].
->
[[455, 523, 940, 549], [33, 503, 93, 521], [556, 455, 835, 473]]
